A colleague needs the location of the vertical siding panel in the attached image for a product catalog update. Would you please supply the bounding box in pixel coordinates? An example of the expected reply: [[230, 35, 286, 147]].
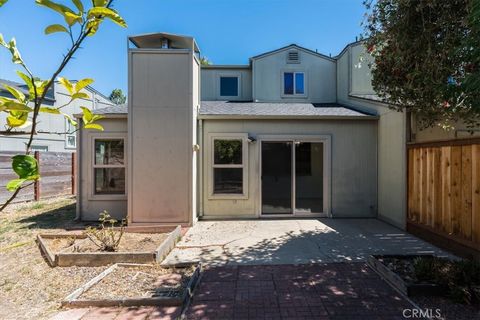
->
[[451, 146, 462, 236], [433, 148, 442, 229], [472, 144, 480, 244], [461, 145, 473, 240], [441, 146, 452, 234]]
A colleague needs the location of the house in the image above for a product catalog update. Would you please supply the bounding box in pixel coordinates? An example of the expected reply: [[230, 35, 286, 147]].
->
[[0, 79, 114, 152], [74, 32, 408, 230]]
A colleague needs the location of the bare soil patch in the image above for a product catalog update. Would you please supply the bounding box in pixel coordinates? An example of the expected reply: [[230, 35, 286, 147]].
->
[[81, 264, 196, 300]]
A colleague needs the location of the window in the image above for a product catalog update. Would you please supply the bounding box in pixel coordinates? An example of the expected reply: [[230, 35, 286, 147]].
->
[[219, 76, 239, 97], [65, 119, 76, 149], [93, 139, 125, 195], [212, 138, 244, 195], [283, 72, 305, 95]]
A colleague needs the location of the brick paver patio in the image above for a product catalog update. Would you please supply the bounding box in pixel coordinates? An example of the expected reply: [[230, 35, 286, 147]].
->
[[51, 262, 416, 320]]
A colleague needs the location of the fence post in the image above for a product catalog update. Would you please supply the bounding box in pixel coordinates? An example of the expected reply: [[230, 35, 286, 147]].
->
[[34, 151, 40, 201], [71, 152, 76, 195]]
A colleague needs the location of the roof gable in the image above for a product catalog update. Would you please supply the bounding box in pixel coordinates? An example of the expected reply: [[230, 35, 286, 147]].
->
[[250, 44, 335, 62]]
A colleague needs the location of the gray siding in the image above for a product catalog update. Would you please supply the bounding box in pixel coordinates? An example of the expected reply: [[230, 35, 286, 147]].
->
[[201, 68, 252, 101], [201, 119, 377, 218]]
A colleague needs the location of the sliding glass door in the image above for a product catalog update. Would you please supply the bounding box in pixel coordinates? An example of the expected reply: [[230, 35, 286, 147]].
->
[[261, 139, 325, 216]]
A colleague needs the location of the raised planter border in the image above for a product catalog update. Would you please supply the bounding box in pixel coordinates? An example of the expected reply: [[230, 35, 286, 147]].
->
[[37, 225, 182, 267], [367, 254, 444, 297], [62, 263, 201, 308]]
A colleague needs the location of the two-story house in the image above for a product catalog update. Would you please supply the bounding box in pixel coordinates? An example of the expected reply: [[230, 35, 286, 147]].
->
[[0, 79, 114, 152], [74, 32, 407, 231]]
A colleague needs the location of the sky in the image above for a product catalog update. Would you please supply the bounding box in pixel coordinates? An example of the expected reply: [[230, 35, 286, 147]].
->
[[0, 0, 367, 97]]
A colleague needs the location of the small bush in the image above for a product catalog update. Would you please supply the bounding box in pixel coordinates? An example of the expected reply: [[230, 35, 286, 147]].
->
[[84, 211, 126, 252]]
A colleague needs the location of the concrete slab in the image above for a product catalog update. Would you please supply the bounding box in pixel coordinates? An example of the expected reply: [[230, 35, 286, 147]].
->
[[163, 218, 453, 266]]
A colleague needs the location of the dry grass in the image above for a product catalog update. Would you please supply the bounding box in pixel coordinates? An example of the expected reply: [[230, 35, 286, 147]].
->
[[0, 197, 105, 320]]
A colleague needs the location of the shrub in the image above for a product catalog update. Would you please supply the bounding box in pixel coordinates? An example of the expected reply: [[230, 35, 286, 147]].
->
[[84, 211, 126, 252]]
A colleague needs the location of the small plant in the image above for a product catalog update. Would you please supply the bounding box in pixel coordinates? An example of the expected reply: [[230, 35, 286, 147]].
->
[[84, 211, 126, 252]]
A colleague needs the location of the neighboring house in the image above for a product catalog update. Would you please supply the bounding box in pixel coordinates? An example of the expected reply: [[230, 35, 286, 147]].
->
[[74, 32, 408, 229], [0, 79, 114, 152]]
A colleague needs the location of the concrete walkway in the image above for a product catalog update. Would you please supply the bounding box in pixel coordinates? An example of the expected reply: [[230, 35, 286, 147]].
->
[[163, 218, 451, 266]]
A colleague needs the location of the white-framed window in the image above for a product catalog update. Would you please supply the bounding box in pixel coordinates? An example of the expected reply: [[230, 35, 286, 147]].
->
[[218, 74, 241, 99], [283, 71, 306, 96], [209, 133, 248, 199], [93, 138, 126, 195], [65, 119, 76, 149]]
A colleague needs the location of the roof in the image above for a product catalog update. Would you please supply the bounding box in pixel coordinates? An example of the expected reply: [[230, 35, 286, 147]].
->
[[129, 32, 200, 53], [202, 65, 251, 70], [250, 44, 335, 62], [0, 78, 55, 102], [91, 104, 128, 115], [199, 101, 377, 119]]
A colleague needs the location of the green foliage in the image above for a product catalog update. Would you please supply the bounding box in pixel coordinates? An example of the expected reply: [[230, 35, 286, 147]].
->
[[200, 56, 212, 66], [6, 155, 40, 191], [84, 211, 126, 252], [0, 0, 8, 8], [44, 24, 69, 35], [81, 106, 104, 130], [108, 88, 126, 104], [363, 0, 480, 129]]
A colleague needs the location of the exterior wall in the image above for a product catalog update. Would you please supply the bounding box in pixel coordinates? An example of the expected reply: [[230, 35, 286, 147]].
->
[[336, 43, 407, 229], [201, 119, 378, 218], [412, 119, 480, 143], [128, 49, 197, 226], [0, 83, 113, 152], [77, 117, 128, 221], [252, 48, 336, 103], [201, 67, 252, 101]]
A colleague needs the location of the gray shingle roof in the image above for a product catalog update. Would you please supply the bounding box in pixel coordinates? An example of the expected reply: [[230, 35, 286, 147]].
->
[[0, 78, 55, 101], [199, 101, 375, 118], [92, 104, 128, 115]]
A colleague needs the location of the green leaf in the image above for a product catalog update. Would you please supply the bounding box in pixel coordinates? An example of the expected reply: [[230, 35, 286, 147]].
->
[[58, 77, 74, 95], [36, 0, 80, 26], [8, 38, 22, 64], [71, 0, 83, 13], [12, 155, 39, 179], [84, 123, 104, 131], [0, 0, 8, 8], [86, 19, 100, 36], [72, 92, 89, 100], [16, 71, 33, 95], [4, 101, 32, 112], [63, 113, 78, 127], [91, 114, 104, 122], [45, 24, 69, 35], [80, 106, 93, 123], [74, 78, 94, 92], [2, 84, 25, 102], [93, 0, 107, 7], [6, 179, 27, 192], [6, 110, 29, 128], [64, 11, 82, 26], [88, 7, 127, 27], [0, 33, 6, 47], [39, 107, 61, 114]]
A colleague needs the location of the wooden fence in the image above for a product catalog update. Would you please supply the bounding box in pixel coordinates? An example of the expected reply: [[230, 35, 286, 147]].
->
[[407, 139, 480, 257], [0, 151, 75, 205]]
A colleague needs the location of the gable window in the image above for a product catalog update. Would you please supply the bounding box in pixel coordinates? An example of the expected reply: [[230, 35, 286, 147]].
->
[[93, 139, 125, 195], [219, 76, 239, 97], [283, 72, 305, 95]]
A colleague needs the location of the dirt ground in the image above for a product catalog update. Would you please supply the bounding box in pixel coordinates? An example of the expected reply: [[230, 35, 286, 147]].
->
[[0, 197, 106, 320]]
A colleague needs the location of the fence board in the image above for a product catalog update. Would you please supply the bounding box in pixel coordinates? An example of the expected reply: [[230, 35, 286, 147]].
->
[[472, 145, 480, 244], [0, 151, 75, 205]]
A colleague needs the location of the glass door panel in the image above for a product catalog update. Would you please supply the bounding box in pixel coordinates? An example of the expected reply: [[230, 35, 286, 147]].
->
[[261, 141, 292, 214], [295, 142, 324, 214]]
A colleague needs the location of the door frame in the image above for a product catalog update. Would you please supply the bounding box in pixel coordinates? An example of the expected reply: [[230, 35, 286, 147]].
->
[[257, 135, 331, 218]]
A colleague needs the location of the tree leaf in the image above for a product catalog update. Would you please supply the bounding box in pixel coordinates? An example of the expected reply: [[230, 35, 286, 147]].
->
[[4, 101, 32, 112], [6, 111, 29, 127], [39, 106, 61, 114], [72, 92, 89, 100], [6, 179, 27, 192], [58, 77, 74, 95], [64, 11, 82, 26], [91, 114, 105, 122], [16, 70, 33, 96], [84, 123, 104, 131], [2, 84, 25, 102], [93, 0, 107, 7], [74, 78, 93, 92], [45, 24, 69, 35], [88, 7, 127, 27], [0, 0, 8, 8], [71, 0, 83, 13], [80, 106, 93, 123], [63, 113, 78, 127], [8, 38, 22, 64], [12, 155, 39, 179], [86, 19, 101, 36], [0, 33, 6, 46]]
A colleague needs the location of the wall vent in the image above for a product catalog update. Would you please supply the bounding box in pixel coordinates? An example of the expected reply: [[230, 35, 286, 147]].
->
[[287, 50, 300, 64]]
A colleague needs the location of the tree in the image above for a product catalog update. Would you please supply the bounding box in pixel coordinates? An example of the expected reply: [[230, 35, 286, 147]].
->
[[363, 0, 480, 129], [0, 0, 126, 211], [109, 88, 126, 104], [200, 56, 211, 66]]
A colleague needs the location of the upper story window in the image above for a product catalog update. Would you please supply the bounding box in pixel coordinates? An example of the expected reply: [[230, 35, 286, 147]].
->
[[219, 76, 239, 97], [283, 72, 305, 95]]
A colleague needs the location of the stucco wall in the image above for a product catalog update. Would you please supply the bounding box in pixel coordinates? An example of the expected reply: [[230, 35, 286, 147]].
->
[[252, 48, 336, 103], [201, 67, 252, 101], [201, 119, 378, 218], [336, 43, 407, 229], [77, 117, 128, 221]]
